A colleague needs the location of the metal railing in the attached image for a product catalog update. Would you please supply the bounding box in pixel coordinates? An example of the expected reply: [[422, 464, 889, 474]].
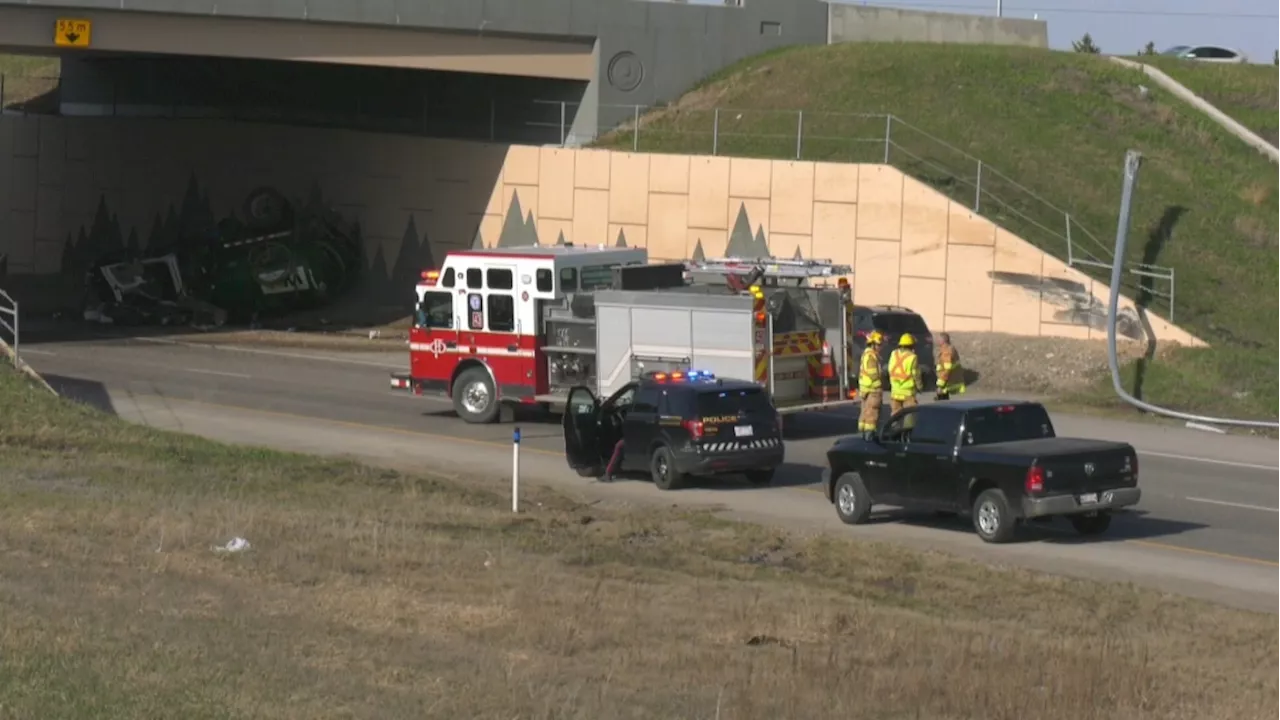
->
[[584, 103, 1176, 319], [0, 73, 1176, 317], [0, 286, 19, 368]]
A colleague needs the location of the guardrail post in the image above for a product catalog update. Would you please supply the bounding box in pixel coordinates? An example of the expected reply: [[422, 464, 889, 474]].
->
[[559, 101, 567, 147], [1168, 272, 1175, 322], [883, 115, 892, 163], [713, 108, 720, 156], [974, 160, 983, 212], [633, 104, 640, 151], [795, 110, 804, 160], [11, 298, 16, 368]]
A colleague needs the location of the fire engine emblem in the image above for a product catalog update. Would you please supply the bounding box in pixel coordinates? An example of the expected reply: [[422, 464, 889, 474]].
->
[[468, 295, 482, 310], [425, 338, 447, 357]]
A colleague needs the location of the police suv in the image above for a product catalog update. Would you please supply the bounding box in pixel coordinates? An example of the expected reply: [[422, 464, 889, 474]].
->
[[561, 370, 785, 490]]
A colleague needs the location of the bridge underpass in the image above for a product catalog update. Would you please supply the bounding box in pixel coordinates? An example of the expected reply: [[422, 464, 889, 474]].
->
[[0, 5, 608, 329], [0, 0, 828, 334]]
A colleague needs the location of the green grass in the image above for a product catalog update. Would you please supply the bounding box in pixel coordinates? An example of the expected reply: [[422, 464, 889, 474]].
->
[[592, 43, 1278, 422], [0, 52, 60, 110], [1, 365, 1277, 719], [1134, 55, 1279, 146]]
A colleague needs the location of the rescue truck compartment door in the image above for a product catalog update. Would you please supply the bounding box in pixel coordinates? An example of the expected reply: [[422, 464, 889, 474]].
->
[[592, 291, 755, 399], [562, 386, 603, 475]]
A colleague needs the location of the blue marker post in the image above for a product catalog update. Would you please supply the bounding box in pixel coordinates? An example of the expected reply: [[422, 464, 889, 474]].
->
[[511, 426, 521, 513]]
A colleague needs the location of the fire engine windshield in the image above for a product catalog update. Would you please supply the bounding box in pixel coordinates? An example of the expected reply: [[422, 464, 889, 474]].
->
[[416, 291, 453, 329]]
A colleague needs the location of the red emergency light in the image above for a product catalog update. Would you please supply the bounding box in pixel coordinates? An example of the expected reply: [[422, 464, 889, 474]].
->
[[421, 270, 440, 286]]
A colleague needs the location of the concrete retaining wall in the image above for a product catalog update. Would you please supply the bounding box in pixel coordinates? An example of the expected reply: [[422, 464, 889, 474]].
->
[[828, 3, 1048, 48]]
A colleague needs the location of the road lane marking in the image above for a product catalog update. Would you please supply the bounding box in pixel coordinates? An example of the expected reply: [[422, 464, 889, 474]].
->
[[1185, 497, 1279, 513], [129, 335, 406, 370], [1139, 451, 1278, 472], [17, 348, 55, 355], [114, 393, 1279, 570], [186, 368, 252, 379], [1128, 540, 1279, 568]]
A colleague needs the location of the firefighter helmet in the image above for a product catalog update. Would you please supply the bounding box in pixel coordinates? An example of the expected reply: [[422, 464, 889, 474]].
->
[[899, 333, 916, 347], [867, 330, 883, 345]]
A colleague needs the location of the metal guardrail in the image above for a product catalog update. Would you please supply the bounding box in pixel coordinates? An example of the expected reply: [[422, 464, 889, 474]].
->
[[0, 286, 19, 368], [0, 73, 1176, 317]]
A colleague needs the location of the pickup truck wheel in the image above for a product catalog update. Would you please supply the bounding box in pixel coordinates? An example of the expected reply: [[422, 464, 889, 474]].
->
[[1069, 512, 1112, 536], [452, 367, 500, 424], [745, 468, 776, 487], [834, 472, 873, 525], [972, 489, 1017, 543], [650, 446, 685, 491]]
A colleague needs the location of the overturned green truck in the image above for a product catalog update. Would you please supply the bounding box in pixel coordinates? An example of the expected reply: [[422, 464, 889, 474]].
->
[[83, 187, 363, 326]]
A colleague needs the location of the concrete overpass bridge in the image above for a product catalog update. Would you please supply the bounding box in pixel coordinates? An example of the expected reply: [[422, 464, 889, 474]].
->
[[0, 0, 828, 144]]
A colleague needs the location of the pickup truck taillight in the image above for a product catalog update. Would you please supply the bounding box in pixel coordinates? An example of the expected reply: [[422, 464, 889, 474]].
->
[[1025, 466, 1045, 494], [683, 419, 704, 439], [1124, 454, 1138, 480]]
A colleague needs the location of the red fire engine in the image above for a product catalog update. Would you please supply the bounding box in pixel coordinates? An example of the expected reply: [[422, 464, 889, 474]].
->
[[391, 245, 862, 424], [390, 245, 647, 423]]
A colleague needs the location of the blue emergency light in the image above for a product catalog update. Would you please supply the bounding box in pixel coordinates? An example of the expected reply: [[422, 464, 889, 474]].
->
[[649, 369, 715, 382]]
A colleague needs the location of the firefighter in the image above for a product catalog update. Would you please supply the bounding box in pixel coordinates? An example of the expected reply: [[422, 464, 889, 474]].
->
[[934, 332, 966, 401], [888, 333, 924, 423], [857, 330, 885, 440]]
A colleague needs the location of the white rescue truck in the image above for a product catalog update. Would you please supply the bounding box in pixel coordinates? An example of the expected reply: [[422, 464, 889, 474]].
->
[[391, 245, 861, 423]]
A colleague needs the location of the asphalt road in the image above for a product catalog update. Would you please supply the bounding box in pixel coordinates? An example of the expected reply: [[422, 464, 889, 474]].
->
[[17, 335, 1280, 612]]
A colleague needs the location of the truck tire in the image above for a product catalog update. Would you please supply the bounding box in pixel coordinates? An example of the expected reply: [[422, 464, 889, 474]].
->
[[650, 446, 686, 491], [745, 468, 776, 487], [833, 472, 872, 525], [972, 488, 1017, 543], [452, 367, 500, 424], [1069, 512, 1112, 536]]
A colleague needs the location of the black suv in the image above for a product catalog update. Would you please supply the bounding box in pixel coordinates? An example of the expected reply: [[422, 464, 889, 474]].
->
[[561, 371, 785, 490], [850, 305, 937, 390]]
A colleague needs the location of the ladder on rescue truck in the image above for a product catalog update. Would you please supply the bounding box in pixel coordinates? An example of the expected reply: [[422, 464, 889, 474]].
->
[[688, 257, 852, 282], [695, 257, 861, 415]]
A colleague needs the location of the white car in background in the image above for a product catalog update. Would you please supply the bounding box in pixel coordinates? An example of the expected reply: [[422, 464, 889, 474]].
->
[[1161, 45, 1248, 64]]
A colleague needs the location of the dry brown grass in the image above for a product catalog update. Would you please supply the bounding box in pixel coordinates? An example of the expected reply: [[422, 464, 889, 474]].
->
[[1, 367, 1274, 720]]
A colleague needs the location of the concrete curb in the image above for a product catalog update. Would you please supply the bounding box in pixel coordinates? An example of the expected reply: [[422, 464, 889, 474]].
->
[[0, 339, 59, 395], [1108, 56, 1280, 164]]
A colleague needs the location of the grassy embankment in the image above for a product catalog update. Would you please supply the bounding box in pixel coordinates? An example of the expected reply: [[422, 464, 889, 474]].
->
[[593, 44, 1278, 423], [1136, 55, 1279, 147], [1, 366, 1276, 718], [0, 53, 59, 111]]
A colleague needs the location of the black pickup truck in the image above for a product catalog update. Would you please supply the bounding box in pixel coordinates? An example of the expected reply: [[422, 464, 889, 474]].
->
[[822, 400, 1141, 543]]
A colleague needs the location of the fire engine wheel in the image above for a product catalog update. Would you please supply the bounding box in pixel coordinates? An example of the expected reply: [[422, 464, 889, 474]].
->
[[453, 367, 500, 424]]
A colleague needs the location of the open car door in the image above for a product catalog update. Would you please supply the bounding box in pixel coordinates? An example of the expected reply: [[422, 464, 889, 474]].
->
[[563, 386, 604, 477]]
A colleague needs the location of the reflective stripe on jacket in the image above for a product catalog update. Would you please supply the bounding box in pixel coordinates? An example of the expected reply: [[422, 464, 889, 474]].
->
[[888, 348, 921, 400], [858, 347, 881, 392], [936, 344, 964, 391]]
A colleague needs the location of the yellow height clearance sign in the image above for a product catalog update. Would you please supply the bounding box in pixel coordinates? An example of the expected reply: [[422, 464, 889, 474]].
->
[[54, 18, 92, 48]]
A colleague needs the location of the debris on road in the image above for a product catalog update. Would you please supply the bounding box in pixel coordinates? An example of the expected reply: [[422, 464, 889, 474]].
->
[[213, 537, 252, 553]]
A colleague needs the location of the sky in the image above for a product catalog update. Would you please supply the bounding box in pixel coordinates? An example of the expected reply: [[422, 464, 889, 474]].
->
[[686, 0, 1280, 64], [866, 0, 1279, 62]]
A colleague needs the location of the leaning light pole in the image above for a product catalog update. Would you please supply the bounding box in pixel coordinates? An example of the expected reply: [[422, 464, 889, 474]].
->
[[1106, 150, 1278, 430]]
